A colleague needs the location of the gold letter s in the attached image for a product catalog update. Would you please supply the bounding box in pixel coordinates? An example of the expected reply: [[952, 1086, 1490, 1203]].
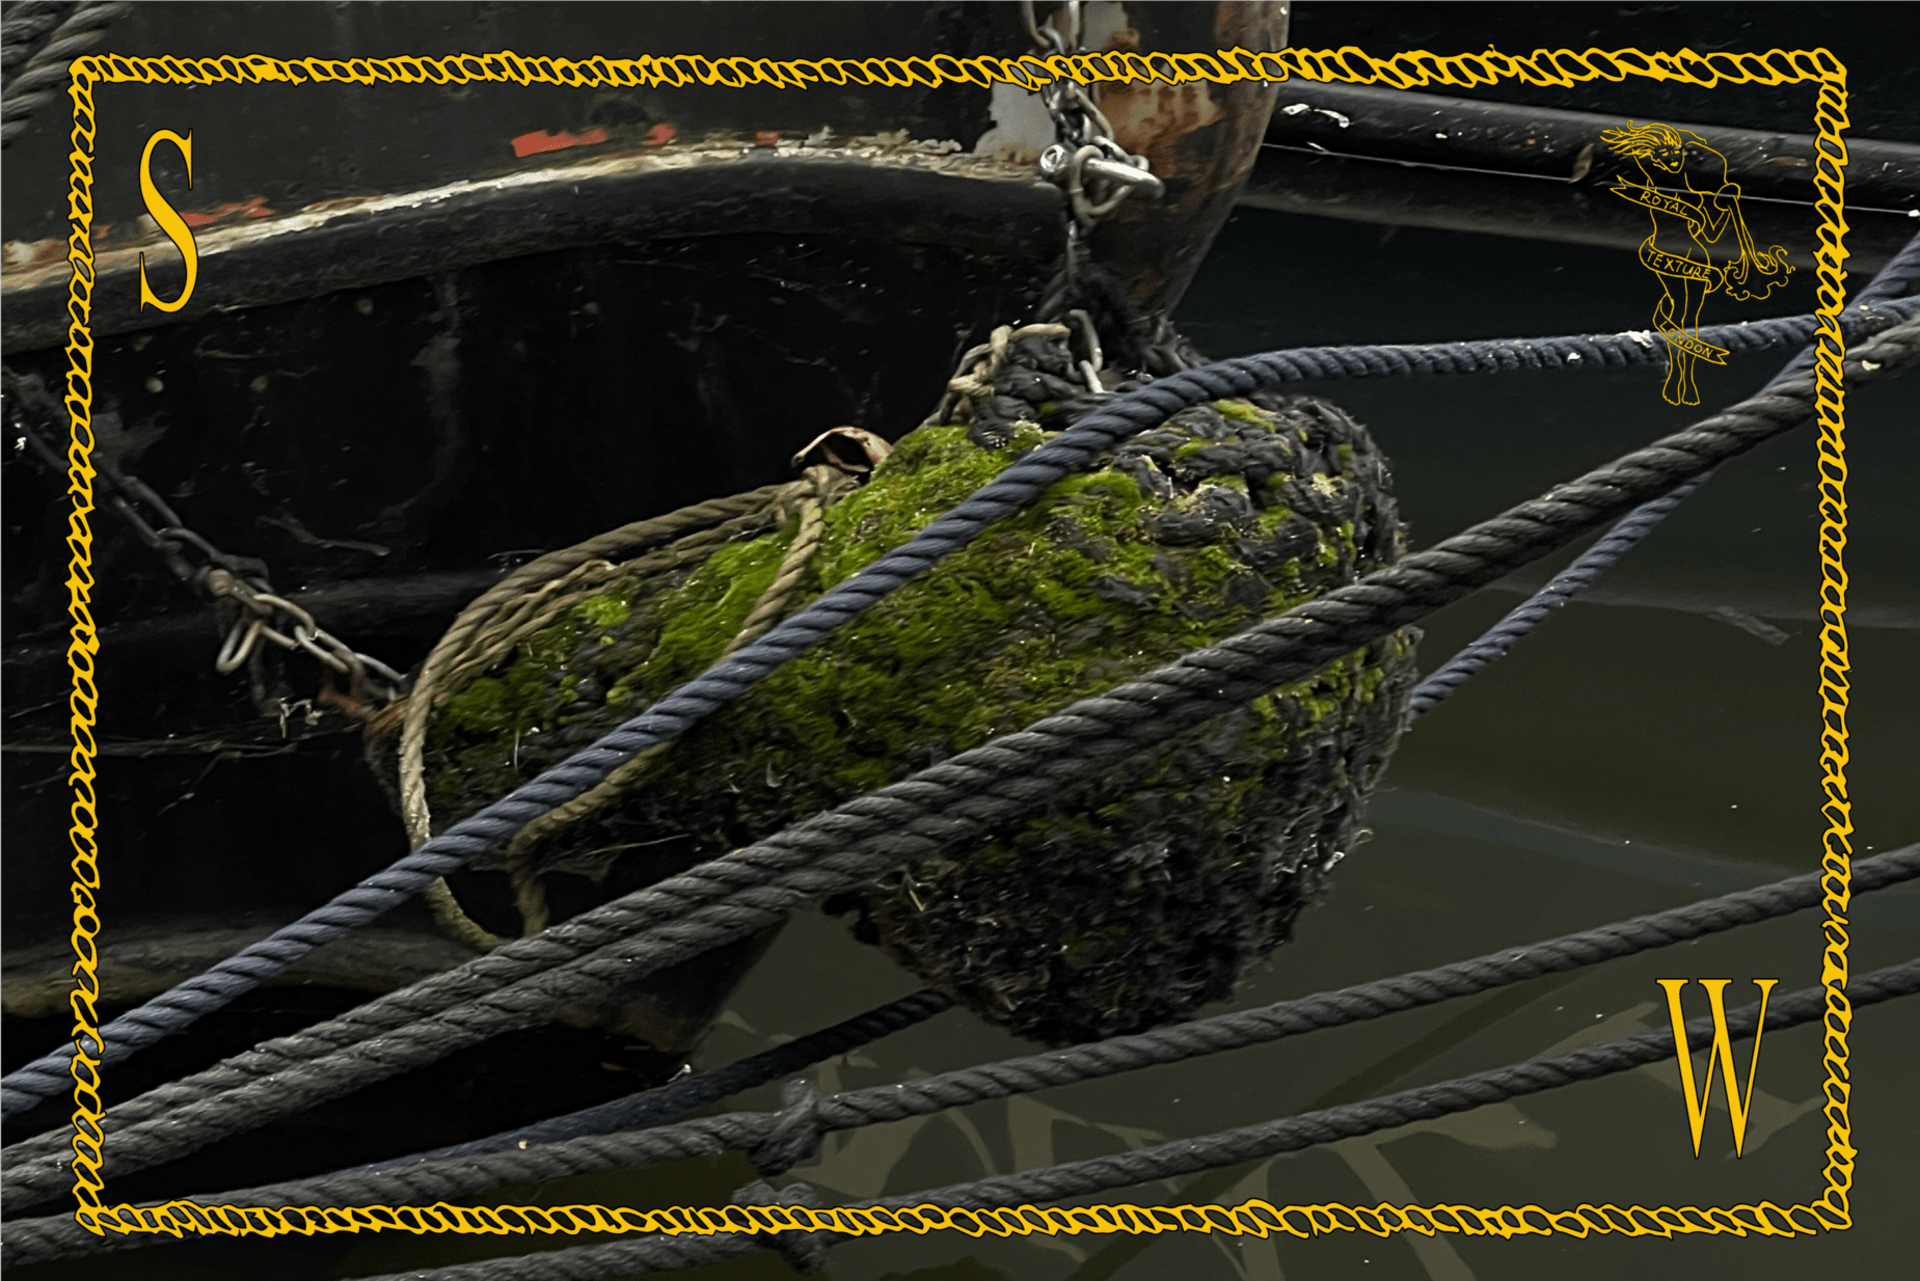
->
[[138, 129, 198, 312]]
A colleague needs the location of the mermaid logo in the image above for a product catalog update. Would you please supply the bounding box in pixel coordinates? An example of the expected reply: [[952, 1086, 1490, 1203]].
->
[[1603, 122, 1793, 405]]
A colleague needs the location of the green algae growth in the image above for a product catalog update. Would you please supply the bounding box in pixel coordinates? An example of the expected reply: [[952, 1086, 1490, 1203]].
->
[[420, 393, 1417, 1044]]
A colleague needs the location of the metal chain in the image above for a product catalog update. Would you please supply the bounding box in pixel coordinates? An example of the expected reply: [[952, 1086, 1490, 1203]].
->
[[4, 367, 409, 721], [1020, 0, 1163, 227], [1017, 3, 1165, 384]]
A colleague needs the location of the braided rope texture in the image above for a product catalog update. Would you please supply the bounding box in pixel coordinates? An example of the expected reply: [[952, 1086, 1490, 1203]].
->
[[884, 963, 1920, 1211], [5, 298, 1913, 1122], [0, 0, 124, 145], [10, 951, 1914, 1273], [5, 842, 1912, 1250], [1410, 228, 1920, 716], [3, 320, 1916, 1203], [0, 3, 69, 83], [400, 484, 802, 948], [343, 990, 956, 1177]]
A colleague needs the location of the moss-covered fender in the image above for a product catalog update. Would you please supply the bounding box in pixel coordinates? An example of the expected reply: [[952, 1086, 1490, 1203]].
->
[[422, 392, 1418, 1044]]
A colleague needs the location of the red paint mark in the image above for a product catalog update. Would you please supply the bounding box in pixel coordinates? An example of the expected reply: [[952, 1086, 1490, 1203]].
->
[[180, 197, 274, 227], [643, 122, 677, 147], [753, 130, 780, 148], [510, 126, 610, 159]]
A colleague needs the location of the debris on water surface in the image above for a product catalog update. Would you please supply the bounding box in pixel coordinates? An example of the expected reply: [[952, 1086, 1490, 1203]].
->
[[417, 347, 1417, 1045]]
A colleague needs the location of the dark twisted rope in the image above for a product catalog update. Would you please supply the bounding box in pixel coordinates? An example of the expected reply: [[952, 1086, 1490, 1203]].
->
[[20, 959, 1912, 1278], [337, 961, 1920, 1278], [4, 320, 1916, 1209], [0, 1, 68, 81], [878, 960, 1920, 1210], [7, 842, 1911, 1261], [1769, 227, 1920, 385], [5, 296, 1914, 1125], [7, 299, 1911, 1115], [1406, 471, 1706, 716], [341, 989, 956, 1176], [0, 0, 125, 146], [1408, 228, 1920, 717]]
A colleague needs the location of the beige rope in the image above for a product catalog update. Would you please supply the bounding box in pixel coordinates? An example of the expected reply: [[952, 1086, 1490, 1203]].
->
[[421, 878, 504, 952], [395, 483, 803, 950], [495, 466, 850, 878], [723, 465, 845, 655], [924, 322, 1071, 428], [406, 483, 797, 756], [435, 558, 618, 695], [398, 463, 867, 949], [433, 509, 788, 705]]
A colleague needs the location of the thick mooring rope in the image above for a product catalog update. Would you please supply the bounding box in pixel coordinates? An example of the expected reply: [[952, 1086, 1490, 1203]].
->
[[404, 465, 852, 948], [4, 297, 1913, 1123], [5, 836, 1913, 1237], [321, 842, 1920, 1192], [10, 946, 1914, 1272], [399, 484, 805, 950], [3, 318, 1916, 1194], [447, 959, 1912, 1281], [345, 989, 957, 1176], [0, 2, 68, 82], [1409, 228, 1920, 716], [0, 0, 126, 146]]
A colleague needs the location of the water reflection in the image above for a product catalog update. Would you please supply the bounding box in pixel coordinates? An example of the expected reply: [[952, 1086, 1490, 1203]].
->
[[681, 210, 1919, 1281], [11, 209, 1917, 1281]]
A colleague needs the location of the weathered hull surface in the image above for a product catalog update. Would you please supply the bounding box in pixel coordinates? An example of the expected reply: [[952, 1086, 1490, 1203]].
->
[[0, 3, 1286, 1095]]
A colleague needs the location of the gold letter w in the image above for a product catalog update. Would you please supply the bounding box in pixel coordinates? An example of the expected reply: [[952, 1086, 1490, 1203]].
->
[[1656, 978, 1779, 1157]]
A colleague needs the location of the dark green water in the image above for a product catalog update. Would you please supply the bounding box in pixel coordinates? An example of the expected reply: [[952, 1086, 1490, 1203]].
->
[[4, 4, 1916, 1278], [315, 213, 1920, 1281], [9, 134, 1915, 1281]]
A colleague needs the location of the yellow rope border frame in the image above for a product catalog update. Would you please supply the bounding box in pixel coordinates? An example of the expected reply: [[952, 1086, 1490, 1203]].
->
[[52, 44, 1856, 1247]]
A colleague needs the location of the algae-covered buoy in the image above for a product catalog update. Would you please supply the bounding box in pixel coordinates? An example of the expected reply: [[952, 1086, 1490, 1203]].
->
[[416, 342, 1416, 1045]]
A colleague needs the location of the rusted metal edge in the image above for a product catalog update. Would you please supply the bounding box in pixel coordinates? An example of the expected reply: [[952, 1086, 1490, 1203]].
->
[[1, 141, 1057, 353]]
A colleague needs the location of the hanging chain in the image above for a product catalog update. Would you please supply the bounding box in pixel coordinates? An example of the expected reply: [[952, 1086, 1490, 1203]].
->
[[5, 367, 409, 721], [1020, 0, 1163, 230], [1016, 2, 1166, 384]]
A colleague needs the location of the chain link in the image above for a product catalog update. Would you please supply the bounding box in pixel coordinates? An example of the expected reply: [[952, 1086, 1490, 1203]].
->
[[1015, 2, 1167, 383], [4, 366, 410, 722], [10, 10, 1156, 727], [1020, 0, 1163, 230]]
